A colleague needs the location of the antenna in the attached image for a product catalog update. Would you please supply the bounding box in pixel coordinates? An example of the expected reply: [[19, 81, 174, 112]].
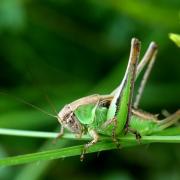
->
[[0, 91, 57, 119], [44, 94, 58, 115], [24, 62, 58, 117]]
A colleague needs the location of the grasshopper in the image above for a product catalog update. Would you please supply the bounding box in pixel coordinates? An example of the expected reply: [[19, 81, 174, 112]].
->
[[56, 38, 180, 160]]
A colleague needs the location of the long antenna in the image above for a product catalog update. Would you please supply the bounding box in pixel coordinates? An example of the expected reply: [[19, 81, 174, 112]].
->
[[44, 94, 58, 115], [0, 91, 57, 118], [24, 62, 58, 116]]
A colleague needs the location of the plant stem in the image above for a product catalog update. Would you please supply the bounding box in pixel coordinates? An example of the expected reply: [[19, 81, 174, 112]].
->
[[0, 128, 180, 166], [0, 128, 93, 140], [0, 128, 180, 143]]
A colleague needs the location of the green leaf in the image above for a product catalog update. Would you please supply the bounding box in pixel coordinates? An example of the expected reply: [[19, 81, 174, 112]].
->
[[0, 142, 116, 167], [169, 33, 180, 47], [1, 135, 180, 167]]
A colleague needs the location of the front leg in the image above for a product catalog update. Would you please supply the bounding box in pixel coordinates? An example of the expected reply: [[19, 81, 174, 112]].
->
[[53, 126, 64, 144], [80, 129, 99, 161]]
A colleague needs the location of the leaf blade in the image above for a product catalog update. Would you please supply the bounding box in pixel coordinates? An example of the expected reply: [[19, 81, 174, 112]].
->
[[1, 135, 180, 167]]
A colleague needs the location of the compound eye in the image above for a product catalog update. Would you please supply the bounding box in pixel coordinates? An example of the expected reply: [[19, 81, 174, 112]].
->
[[67, 118, 74, 125]]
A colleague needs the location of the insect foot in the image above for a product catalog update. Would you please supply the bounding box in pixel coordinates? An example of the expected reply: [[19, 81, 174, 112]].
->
[[52, 126, 64, 144], [80, 145, 87, 162], [125, 127, 142, 144], [80, 129, 99, 161]]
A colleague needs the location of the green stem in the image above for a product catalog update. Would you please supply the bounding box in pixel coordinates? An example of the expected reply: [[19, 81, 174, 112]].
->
[[0, 128, 180, 143], [0, 136, 180, 167], [0, 128, 180, 167], [0, 128, 89, 140]]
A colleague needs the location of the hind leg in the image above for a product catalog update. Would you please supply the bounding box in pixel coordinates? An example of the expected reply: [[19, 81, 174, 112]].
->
[[158, 110, 180, 129]]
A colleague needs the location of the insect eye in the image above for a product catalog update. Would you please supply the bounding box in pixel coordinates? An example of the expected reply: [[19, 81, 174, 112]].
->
[[67, 118, 73, 124]]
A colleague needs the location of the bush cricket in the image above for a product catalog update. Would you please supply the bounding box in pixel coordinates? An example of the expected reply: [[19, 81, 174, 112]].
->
[[56, 38, 180, 160], [1, 38, 179, 161]]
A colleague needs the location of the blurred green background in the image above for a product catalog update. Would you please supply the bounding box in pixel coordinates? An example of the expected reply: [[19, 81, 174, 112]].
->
[[0, 0, 180, 179]]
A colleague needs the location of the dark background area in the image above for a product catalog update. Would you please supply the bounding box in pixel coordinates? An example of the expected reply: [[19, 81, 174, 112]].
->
[[0, 0, 179, 179]]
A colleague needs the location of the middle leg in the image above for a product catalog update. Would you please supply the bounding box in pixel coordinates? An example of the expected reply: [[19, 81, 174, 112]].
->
[[80, 129, 99, 161]]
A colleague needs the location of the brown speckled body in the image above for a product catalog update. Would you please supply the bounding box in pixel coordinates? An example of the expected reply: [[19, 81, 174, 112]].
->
[[57, 94, 113, 135]]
